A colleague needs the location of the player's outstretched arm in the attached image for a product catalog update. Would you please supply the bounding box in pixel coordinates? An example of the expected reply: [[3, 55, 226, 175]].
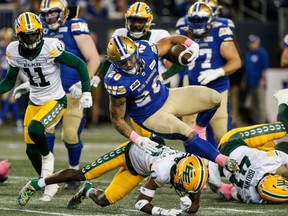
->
[[0, 66, 19, 94], [135, 176, 182, 215]]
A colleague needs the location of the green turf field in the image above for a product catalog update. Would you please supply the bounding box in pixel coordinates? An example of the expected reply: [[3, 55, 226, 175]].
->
[[1, 123, 288, 216]]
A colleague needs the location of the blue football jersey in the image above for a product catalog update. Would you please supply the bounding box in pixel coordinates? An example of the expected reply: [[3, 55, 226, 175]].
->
[[43, 18, 90, 92], [104, 40, 169, 124], [182, 25, 234, 92]]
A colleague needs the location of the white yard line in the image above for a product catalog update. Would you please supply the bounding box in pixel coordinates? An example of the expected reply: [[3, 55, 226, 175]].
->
[[0, 207, 127, 216], [207, 207, 265, 214]]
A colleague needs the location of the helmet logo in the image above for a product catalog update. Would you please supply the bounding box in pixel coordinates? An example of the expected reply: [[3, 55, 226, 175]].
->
[[182, 165, 193, 184]]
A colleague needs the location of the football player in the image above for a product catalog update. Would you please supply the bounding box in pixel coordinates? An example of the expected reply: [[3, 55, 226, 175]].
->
[[18, 141, 208, 215], [103, 35, 239, 173], [176, 0, 236, 35], [37, 0, 101, 194], [94, 2, 187, 145], [176, 1, 241, 193], [216, 88, 288, 203], [0, 11, 92, 200]]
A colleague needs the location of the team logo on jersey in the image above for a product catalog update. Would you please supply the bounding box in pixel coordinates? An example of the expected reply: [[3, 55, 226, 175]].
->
[[59, 26, 68, 32], [204, 36, 213, 42], [130, 80, 141, 91]]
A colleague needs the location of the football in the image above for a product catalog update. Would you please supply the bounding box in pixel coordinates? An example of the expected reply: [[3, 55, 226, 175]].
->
[[168, 44, 192, 65]]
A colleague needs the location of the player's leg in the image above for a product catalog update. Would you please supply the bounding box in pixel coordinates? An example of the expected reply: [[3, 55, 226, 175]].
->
[[26, 100, 66, 201], [207, 90, 233, 192], [18, 141, 130, 206], [61, 95, 85, 189], [130, 118, 166, 145], [88, 167, 144, 207]]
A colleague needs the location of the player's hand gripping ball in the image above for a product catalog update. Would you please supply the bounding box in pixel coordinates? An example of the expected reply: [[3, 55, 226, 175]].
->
[[168, 44, 193, 65]]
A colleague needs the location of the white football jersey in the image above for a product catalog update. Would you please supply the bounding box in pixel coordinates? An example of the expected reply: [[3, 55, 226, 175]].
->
[[6, 38, 66, 105], [223, 146, 288, 203], [128, 143, 186, 187]]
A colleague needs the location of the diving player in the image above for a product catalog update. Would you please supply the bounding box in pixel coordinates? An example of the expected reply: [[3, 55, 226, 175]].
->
[[0, 11, 92, 202], [18, 140, 208, 215], [103, 34, 239, 173], [94, 2, 185, 144]]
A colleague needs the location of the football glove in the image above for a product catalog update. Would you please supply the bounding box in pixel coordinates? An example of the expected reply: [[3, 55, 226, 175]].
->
[[90, 75, 101, 88], [12, 81, 30, 99], [180, 196, 192, 212], [134, 136, 159, 155], [79, 92, 92, 109], [160, 208, 182, 216], [69, 81, 82, 99], [197, 68, 225, 85], [225, 157, 239, 174], [69, 75, 101, 99], [185, 42, 199, 66]]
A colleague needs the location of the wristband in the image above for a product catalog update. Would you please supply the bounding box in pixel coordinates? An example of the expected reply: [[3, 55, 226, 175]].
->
[[184, 38, 193, 47], [130, 131, 140, 142], [151, 206, 163, 215]]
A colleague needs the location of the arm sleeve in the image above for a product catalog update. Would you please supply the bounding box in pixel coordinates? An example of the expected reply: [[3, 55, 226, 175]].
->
[[96, 59, 111, 79], [55, 51, 91, 92], [161, 63, 187, 80], [0, 66, 19, 94]]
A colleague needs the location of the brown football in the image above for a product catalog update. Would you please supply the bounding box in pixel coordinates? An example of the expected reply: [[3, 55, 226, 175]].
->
[[168, 44, 192, 65]]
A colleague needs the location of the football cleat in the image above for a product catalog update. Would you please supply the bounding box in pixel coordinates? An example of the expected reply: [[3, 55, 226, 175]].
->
[[225, 157, 239, 174], [67, 182, 94, 209], [39, 184, 59, 202], [18, 179, 41, 206]]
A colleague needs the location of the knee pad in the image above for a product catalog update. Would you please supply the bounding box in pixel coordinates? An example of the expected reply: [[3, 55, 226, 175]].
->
[[28, 120, 45, 142]]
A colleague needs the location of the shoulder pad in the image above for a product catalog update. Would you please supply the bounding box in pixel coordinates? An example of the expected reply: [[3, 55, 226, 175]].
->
[[104, 83, 127, 96]]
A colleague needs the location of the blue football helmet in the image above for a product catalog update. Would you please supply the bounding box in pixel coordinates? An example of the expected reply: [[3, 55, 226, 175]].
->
[[186, 2, 214, 36]]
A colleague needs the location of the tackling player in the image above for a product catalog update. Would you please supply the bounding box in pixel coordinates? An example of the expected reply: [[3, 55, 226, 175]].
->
[[0, 11, 92, 201], [103, 34, 239, 173], [216, 88, 288, 203], [18, 141, 208, 215]]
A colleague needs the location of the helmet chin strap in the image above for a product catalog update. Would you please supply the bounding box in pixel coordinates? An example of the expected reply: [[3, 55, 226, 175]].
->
[[129, 31, 145, 39]]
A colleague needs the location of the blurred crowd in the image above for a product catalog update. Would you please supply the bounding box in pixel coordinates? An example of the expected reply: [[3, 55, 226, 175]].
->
[[0, 0, 287, 20]]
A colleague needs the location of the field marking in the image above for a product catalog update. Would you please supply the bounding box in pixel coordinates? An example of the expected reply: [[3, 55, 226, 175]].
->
[[0, 207, 127, 216], [207, 207, 265, 214]]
